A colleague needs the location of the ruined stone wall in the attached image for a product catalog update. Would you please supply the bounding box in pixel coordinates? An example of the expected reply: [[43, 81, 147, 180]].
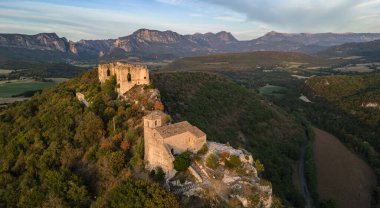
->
[[98, 62, 150, 95]]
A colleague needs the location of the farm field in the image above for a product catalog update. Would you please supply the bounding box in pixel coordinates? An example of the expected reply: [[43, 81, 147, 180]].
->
[[0, 79, 57, 97], [0, 69, 14, 75], [259, 84, 286, 98], [313, 127, 376, 208]]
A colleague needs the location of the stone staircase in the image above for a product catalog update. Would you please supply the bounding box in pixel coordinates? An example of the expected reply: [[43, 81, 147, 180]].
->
[[171, 162, 210, 195]]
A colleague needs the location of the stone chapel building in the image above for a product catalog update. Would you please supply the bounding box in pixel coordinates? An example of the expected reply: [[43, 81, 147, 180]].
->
[[143, 111, 207, 178]]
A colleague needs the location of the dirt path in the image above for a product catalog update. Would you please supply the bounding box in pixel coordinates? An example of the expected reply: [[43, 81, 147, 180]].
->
[[313, 127, 376, 208]]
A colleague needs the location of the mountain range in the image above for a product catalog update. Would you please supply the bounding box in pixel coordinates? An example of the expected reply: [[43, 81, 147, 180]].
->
[[1, 29, 380, 63]]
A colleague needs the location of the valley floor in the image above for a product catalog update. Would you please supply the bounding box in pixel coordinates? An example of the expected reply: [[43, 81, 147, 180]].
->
[[313, 127, 376, 208]]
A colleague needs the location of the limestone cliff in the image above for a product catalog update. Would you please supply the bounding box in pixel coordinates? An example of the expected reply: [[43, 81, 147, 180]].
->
[[169, 142, 272, 208], [0, 33, 68, 52]]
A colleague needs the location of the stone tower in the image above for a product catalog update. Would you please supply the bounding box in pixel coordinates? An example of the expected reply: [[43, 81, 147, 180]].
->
[[98, 62, 150, 95], [143, 110, 206, 179], [143, 111, 167, 168]]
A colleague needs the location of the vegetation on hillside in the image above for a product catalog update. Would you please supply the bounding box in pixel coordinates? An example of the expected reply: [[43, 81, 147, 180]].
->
[[0, 69, 178, 207], [304, 73, 380, 205], [162, 51, 338, 72], [153, 72, 305, 206]]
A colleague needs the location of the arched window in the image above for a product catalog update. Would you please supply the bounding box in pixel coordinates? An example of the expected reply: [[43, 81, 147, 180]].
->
[[155, 120, 157, 126], [107, 69, 111, 77], [127, 73, 132, 82]]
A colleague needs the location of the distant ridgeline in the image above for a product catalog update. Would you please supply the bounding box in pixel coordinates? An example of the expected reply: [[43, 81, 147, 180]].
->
[[2, 30, 380, 63]]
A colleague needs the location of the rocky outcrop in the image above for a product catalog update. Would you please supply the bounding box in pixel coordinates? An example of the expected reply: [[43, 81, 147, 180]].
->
[[170, 142, 272, 208], [0, 33, 68, 52]]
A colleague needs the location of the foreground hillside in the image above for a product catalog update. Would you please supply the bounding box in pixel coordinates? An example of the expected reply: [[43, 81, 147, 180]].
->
[[0, 70, 180, 207], [153, 72, 305, 206]]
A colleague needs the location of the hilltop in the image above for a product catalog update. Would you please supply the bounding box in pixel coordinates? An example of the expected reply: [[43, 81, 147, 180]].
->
[[153, 72, 305, 206], [0, 69, 181, 207], [0, 68, 283, 207]]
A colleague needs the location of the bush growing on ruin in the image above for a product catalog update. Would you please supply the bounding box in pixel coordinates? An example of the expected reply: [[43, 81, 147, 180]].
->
[[225, 155, 241, 169], [197, 144, 208, 155], [173, 152, 191, 171], [206, 154, 219, 169], [254, 159, 265, 173], [150, 167, 165, 182]]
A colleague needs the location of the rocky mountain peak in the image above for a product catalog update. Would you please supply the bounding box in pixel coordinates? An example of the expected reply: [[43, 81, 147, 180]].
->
[[35, 32, 60, 39], [131, 28, 182, 43], [215, 31, 238, 43]]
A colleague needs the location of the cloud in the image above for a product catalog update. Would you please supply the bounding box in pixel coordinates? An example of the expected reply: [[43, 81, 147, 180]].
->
[[155, 0, 185, 5], [197, 0, 379, 32]]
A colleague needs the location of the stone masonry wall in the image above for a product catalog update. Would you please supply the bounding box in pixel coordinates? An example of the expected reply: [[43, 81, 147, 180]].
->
[[98, 62, 150, 95]]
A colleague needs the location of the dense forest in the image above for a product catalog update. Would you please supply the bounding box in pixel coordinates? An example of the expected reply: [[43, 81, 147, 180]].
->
[[153, 72, 305, 206], [303, 73, 380, 205], [0, 69, 179, 207]]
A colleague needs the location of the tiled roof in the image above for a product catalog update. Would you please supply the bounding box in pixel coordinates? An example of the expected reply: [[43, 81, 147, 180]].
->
[[144, 110, 167, 120], [155, 121, 206, 139]]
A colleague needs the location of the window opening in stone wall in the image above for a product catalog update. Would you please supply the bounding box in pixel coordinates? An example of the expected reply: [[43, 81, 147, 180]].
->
[[127, 73, 132, 82], [107, 69, 110, 77]]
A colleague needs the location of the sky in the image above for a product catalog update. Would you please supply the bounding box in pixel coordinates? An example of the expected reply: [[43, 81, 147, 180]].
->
[[0, 0, 379, 41]]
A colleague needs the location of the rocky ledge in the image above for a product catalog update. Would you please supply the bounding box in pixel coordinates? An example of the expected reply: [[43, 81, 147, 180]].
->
[[169, 142, 273, 208]]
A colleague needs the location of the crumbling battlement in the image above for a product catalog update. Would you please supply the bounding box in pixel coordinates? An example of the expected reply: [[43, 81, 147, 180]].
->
[[98, 62, 150, 95]]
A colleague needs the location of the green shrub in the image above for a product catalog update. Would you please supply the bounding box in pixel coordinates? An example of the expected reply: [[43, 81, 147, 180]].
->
[[173, 152, 191, 172], [150, 167, 165, 182], [110, 151, 125, 175], [197, 144, 209, 155], [206, 154, 219, 169], [225, 155, 241, 169], [254, 159, 265, 173], [105, 180, 180, 208]]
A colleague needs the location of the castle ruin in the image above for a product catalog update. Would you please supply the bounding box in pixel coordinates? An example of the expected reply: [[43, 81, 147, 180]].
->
[[143, 111, 207, 178], [98, 62, 150, 95]]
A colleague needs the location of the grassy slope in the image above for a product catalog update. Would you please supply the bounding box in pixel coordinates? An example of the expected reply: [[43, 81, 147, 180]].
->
[[302, 73, 380, 206], [153, 72, 305, 206], [313, 127, 376, 208]]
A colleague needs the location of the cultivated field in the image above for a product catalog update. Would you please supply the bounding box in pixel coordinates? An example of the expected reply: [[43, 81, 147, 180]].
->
[[0, 69, 14, 75], [0, 80, 56, 97], [313, 127, 376, 208]]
